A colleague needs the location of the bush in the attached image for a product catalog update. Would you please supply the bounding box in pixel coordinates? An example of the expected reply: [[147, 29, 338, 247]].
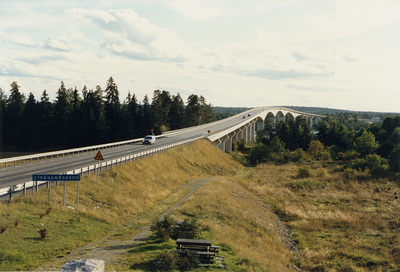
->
[[154, 251, 178, 271], [296, 166, 312, 179], [315, 167, 328, 178], [342, 167, 358, 181], [150, 216, 175, 242], [236, 139, 246, 151], [350, 154, 389, 178], [249, 144, 268, 164], [153, 251, 199, 271], [289, 148, 308, 162], [151, 217, 202, 241], [172, 218, 201, 240]]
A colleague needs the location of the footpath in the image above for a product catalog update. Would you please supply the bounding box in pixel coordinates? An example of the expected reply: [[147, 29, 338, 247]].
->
[[38, 177, 214, 271]]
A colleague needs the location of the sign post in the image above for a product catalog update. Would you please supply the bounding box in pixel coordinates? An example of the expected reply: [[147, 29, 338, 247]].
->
[[32, 174, 81, 206], [94, 150, 104, 184]]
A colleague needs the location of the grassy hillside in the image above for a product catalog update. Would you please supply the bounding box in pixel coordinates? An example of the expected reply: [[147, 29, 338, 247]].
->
[[1, 140, 399, 271]]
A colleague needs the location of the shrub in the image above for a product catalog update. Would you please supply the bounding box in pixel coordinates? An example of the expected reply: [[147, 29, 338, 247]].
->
[[288, 179, 322, 191], [289, 148, 308, 163], [236, 139, 246, 151], [296, 166, 312, 179], [151, 217, 202, 241], [154, 251, 178, 271], [150, 216, 175, 242], [172, 218, 201, 240], [153, 251, 199, 271], [342, 167, 358, 181], [249, 144, 268, 164], [350, 154, 389, 178], [316, 167, 328, 178]]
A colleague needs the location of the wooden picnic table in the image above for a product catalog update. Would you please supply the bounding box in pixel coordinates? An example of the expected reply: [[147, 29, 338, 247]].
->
[[174, 239, 222, 266]]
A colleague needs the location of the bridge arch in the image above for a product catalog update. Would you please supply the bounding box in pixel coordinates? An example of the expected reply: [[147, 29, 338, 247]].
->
[[208, 106, 324, 152]]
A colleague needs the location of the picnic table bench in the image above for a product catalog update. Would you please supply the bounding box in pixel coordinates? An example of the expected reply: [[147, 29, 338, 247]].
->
[[175, 239, 220, 264]]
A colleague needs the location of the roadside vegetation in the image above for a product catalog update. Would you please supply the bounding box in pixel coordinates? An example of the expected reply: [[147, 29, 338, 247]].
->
[[0, 141, 240, 270], [1, 112, 400, 271]]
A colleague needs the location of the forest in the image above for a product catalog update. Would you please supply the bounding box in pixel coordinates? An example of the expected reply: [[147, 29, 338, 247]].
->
[[0, 78, 215, 153], [248, 113, 400, 174]]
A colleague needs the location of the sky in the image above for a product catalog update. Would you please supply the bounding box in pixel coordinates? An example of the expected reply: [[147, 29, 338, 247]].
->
[[1, 0, 399, 113]]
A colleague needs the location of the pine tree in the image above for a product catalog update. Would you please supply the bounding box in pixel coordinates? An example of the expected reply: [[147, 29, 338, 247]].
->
[[5, 81, 25, 149], [104, 77, 121, 141], [169, 94, 185, 130], [22, 93, 39, 150]]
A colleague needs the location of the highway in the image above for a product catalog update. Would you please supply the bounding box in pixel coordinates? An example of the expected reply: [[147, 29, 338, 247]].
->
[[0, 107, 262, 193]]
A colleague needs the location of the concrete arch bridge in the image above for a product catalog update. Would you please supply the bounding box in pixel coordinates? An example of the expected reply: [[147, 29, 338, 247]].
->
[[207, 106, 325, 152]]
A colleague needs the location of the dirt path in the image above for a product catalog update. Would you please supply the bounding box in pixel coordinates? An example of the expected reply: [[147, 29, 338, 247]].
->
[[38, 177, 214, 271]]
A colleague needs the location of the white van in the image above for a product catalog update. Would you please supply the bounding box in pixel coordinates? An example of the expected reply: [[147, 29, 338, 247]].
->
[[143, 135, 156, 145]]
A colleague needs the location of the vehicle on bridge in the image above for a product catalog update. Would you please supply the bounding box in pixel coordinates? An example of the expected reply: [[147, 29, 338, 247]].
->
[[142, 135, 156, 145]]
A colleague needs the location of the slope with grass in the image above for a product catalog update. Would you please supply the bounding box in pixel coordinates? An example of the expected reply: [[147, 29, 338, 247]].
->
[[1, 140, 399, 271]]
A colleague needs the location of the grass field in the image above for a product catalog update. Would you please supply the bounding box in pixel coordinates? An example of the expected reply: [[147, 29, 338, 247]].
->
[[1, 140, 399, 271]]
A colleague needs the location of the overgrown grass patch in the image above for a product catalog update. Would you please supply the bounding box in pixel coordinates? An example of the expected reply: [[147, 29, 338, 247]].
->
[[240, 162, 400, 271]]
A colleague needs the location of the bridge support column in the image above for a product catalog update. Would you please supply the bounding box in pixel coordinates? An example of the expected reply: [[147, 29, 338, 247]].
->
[[309, 117, 313, 128], [225, 136, 233, 153], [256, 119, 264, 131], [250, 121, 256, 142], [215, 139, 224, 151], [246, 124, 251, 143]]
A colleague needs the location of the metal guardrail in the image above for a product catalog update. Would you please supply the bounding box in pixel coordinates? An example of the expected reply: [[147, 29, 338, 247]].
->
[[0, 136, 203, 201], [0, 135, 165, 167]]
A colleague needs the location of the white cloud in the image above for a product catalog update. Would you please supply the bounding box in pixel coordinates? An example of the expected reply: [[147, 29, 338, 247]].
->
[[73, 8, 194, 61], [166, 1, 230, 20], [5, 35, 35, 47]]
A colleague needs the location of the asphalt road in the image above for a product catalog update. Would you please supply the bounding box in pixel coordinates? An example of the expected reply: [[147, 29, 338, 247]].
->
[[0, 107, 262, 193]]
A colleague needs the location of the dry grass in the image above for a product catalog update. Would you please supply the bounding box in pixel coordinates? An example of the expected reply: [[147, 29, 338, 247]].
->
[[2, 140, 399, 271], [239, 162, 400, 271], [0, 140, 241, 270], [171, 177, 297, 272]]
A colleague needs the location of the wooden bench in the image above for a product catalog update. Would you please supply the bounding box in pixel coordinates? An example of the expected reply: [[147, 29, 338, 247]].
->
[[175, 239, 220, 264]]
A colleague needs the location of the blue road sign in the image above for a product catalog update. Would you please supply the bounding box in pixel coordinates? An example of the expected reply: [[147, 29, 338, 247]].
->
[[32, 174, 81, 181]]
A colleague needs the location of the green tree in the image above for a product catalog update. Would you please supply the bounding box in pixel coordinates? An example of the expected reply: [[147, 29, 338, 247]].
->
[[104, 77, 121, 141], [354, 130, 379, 157], [140, 95, 152, 135], [152, 90, 172, 133], [389, 144, 400, 172], [250, 143, 268, 164], [185, 94, 201, 127], [169, 93, 185, 130], [21, 93, 39, 150], [122, 92, 140, 139], [53, 81, 71, 146], [0, 88, 6, 152], [80, 85, 106, 146], [37, 90, 54, 149], [5, 81, 25, 148]]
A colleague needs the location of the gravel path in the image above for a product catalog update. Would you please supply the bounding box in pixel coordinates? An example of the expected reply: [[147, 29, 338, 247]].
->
[[38, 177, 214, 271], [38, 176, 298, 271]]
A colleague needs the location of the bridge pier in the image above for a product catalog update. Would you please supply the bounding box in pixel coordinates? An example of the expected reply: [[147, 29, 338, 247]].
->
[[208, 107, 325, 153]]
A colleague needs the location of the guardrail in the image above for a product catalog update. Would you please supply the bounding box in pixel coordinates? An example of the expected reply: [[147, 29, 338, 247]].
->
[[0, 136, 204, 201], [0, 135, 165, 167]]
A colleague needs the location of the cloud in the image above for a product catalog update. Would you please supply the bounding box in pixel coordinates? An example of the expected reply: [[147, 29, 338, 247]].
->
[[43, 35, 74, 52], [73, 8, 194, 62], [166, 1, 230, 20], [5, 35, 35, 47]]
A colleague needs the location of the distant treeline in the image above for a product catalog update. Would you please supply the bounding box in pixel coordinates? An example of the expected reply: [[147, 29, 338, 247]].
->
[[0, 78, 216, 152]]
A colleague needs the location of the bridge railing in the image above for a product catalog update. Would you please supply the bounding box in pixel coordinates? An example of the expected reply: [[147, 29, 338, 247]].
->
[[0, 136, 204, 201], [0, 135, 165, 167]]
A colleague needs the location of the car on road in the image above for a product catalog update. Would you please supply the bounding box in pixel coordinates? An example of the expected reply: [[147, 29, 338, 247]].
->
[[143, 135, 156, 145]]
